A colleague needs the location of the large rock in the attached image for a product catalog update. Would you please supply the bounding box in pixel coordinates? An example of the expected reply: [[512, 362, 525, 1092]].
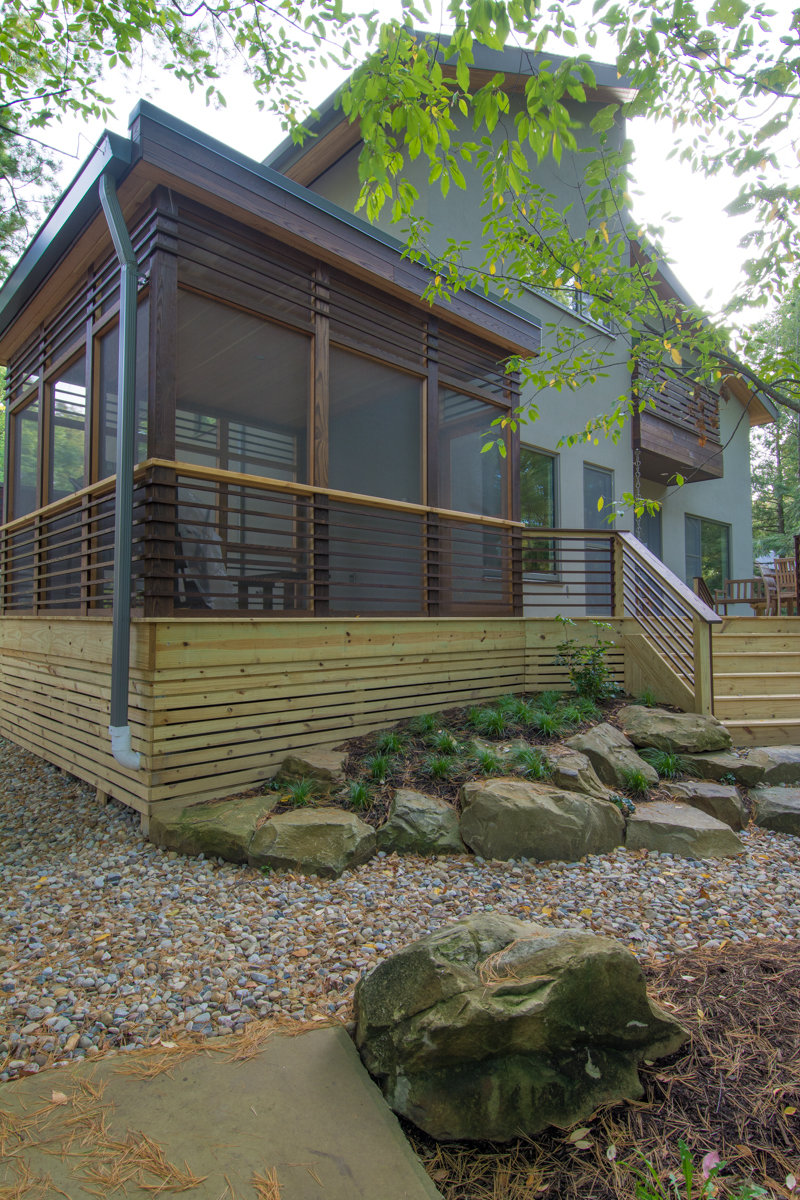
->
[[564, 724, 659, 791], [148, 794, 277, 863], [679, 751, 764, 788], [276, 751, 347, 787], [248, 809, 375, 878], [625, 801, 745, 859], [618, 706, 731, 754], [354, 914, 687, 1142], [745, 746, 800, 786], [542, 746, 611, 801], [459, 777, 624, 862], [664, 781, 746, 831], [377, 790, 465, 856], [752, 787, 800, 836]]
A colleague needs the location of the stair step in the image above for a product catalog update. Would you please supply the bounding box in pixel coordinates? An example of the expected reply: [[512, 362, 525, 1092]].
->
[[715, 617, 800, 635], [714, 696, 800, 720], [712, 634, 800, 653], [723, 717, 800, 747], [714, 673, 800, 696]]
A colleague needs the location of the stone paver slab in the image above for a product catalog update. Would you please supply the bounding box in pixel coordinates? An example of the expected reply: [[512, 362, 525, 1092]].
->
[[625, 800, 745, 860], [0, 1026, 441, 1200], [753, 787, 800, 836], [665, 781, 746, 831]]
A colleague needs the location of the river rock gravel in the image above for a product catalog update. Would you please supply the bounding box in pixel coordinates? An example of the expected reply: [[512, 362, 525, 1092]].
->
[[2, 737, 800, 1082]]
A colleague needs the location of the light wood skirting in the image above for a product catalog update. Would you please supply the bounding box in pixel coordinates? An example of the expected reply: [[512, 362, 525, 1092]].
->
[[0, 615, 691, 816]]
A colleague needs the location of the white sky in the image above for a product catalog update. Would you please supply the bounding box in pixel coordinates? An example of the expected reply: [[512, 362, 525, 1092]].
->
[[37, 19, 783, 329]]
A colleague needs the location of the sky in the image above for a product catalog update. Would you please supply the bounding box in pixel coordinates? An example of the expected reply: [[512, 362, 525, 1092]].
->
[[36, 14, 786, 328]]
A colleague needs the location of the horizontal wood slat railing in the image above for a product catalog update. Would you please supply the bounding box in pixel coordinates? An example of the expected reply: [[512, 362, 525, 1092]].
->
[[633, 359, 721, 443], [0, 464, 720, 711], [0, 460, 522, 619]]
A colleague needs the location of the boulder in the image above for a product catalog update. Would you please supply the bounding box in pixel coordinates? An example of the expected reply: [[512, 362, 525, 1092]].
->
[[377, 790, 465, 856], [617, 706, 731, 753], [745, 746, 800, 786], [625, 801, 745, 859], [248, 809, 375, 878], [678, 751, 764, 788], [148, 793, 277, 863], [664, 781, 746, 831], [275, 751, 347, 787], [459, 777, 624, 862], [564, 724, 658, 791], [752, 787, 800, 836], [354, 914, 687, 1142], [542, 746, 611, 801]]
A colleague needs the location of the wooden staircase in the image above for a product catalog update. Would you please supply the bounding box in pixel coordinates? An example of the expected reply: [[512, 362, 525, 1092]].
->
[[713, 617, 800, 745]]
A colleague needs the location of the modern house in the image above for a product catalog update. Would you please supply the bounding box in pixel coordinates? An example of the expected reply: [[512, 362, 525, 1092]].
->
[[0, 51, 791, 826]]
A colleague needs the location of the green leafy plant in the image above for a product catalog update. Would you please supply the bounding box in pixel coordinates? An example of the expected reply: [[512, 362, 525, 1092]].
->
[[610, 792, 636, 815], [423, 754, 455, 780], [478, 708, 510, 737], [719, 772, 737, 786], [554, 615, 620, 703], [347, 780, 370, 811], [473, 746, 503, 775], [285, 778, 316, 807], [508, 697, 536, 724], [620, 766, 652, 799], [408, 712, 438, 736], [364, 752, 392, 783], [375, 729, 404, 754], [427, 730, 460, 756], [572, 696, 602, 723], [636, 689, 659, 708], [466, 706, 487, 730], [528, 709, 565, 738], [496, 693, 521, 714], [558, 703, 584, 727], [640, 747, 690, 780], [628, 1140, 768, 1200], [535, 690, 562, 713], [514, 747, 552, 781]]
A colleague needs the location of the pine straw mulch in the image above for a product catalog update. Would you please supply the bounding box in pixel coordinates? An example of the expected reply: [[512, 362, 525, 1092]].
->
[[405, 938, 800, 1200]]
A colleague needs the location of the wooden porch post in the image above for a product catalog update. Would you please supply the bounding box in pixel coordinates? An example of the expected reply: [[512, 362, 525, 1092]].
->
[[692, 613, 714, 716]]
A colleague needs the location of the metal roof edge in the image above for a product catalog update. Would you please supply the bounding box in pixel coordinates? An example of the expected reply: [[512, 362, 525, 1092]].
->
[[0, 131, 132, 344]]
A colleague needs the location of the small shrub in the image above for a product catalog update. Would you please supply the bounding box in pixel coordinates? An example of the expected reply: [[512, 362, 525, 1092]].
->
[[428, 730, 460, 756], [375, 729, 404, 754], [508, 697, 536, 724], [636, 688, 658, 708], [535, 690, 562, 713], [408, 712, 438, 736], [496, 693, 521, 714], [466, 706, 487, 730], [558, 702, 584, 727], [640, 747, 690, 780], [285, 778, 316, 807], [554, 615, 620, 703], [478, 708, 510, 737], [609, 792, 636, 815], [719, 772, 737, 786], [364, 752, 392, 783], [528, 709, 566, 738], [347, 780, 371, 811], [573, 696, 602, 722], [473, 746, 503, 775], [514, 747, 552, 781], [423, 754, 455, 780], [620, 766, 652, 798]]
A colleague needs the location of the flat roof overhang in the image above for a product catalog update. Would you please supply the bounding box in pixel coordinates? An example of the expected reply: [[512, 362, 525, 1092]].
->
[[0, 101, 542, 363]]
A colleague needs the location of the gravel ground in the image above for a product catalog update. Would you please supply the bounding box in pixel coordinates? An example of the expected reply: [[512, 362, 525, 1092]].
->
[[3, 736, 800, 1083]]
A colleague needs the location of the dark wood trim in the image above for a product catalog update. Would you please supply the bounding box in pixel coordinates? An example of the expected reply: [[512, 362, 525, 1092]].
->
[[147, 194, 179, 462], [313, 266, 330, 488]]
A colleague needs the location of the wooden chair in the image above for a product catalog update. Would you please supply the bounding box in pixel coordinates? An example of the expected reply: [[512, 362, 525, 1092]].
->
[[774, 557, 797, 615]]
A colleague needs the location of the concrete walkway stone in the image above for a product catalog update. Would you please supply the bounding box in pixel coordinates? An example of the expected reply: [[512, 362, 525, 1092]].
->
[[0, 1026, 441, 1200]]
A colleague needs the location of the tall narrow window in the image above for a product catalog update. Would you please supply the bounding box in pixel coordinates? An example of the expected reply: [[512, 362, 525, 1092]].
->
[[686, 515, 730, 593], [11, 398, 40, 518], [521, 446, 557, 573], [48, 355, 86, 501]]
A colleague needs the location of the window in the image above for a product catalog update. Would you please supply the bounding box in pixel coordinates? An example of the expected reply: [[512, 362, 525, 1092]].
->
[[11, 398, 40, 518], [520, 447, 557, 573], [48, 356, 87, 501], [685, 515, 730, 594], [437, 390, 508, 518]]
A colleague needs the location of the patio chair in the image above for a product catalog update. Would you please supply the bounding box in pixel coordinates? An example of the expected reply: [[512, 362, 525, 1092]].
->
[[773, 557, 798, 615]]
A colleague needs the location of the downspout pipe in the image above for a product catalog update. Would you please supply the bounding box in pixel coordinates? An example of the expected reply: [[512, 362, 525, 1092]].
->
[[99, 172, 141, 771]]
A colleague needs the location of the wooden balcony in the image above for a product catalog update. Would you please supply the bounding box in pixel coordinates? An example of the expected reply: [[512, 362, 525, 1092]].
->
[[632, 361, 723, 483]]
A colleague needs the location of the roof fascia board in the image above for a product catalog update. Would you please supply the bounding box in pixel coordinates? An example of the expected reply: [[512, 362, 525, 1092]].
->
[[0, 132, 132, 343]]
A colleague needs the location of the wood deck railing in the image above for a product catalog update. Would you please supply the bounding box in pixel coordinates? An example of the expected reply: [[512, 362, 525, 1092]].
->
[[0, 461, 720, 710]]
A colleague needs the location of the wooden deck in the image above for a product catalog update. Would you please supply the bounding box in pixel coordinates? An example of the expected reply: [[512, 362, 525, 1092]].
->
[[0, 614, 696, 820], [713, 616, 800, 745]]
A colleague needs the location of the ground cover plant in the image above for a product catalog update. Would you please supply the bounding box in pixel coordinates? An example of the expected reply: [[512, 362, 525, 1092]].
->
[[404, 940, 800, 1200]]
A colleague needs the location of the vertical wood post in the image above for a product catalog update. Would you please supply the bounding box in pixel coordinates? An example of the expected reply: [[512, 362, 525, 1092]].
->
[[692, 613, 714, 716], [611, 533, 625, 617], [143, 463, 177, 617]]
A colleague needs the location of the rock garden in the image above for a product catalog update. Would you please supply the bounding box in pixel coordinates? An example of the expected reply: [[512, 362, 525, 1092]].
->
[[2, 689, 800, 1199]]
